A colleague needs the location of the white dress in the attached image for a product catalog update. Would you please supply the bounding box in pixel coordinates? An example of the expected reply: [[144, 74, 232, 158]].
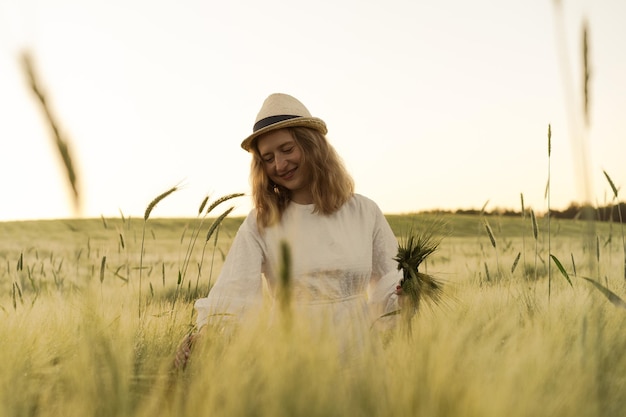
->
[[194, 194, 402, 356]]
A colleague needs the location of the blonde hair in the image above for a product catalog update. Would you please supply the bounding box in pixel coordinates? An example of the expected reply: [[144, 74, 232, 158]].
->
[[250, 127, 354, 229]]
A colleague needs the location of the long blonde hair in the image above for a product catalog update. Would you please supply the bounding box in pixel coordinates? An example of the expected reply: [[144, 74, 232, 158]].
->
[[250, 127, 354, 229]]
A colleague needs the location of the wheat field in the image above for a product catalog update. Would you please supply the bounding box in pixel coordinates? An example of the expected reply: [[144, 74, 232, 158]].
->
[[1, 212, 625, 417]]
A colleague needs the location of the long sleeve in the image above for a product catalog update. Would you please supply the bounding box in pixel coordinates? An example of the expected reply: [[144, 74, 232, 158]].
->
[[194, 212, 265, 328], [367, 202, 402, 326]]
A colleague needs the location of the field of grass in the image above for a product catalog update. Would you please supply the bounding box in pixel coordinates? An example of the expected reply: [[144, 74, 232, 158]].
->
[[1, 212, 625, 417]]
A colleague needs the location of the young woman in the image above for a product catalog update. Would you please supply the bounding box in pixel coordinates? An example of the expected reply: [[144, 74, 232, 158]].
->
[[175, 93, 404, 369]]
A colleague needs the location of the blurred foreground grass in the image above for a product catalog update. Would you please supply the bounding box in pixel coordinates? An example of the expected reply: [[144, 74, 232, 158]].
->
[[1, 213, 625, 417]]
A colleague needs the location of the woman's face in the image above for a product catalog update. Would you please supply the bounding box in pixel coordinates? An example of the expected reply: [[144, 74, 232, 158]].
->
[[256, 129, 312, 204]]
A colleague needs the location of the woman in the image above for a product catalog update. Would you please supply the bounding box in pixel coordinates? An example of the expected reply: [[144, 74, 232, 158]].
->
[[175, 93, 404, 369]]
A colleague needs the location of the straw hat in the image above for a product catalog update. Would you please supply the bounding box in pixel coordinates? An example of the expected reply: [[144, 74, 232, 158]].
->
[[240, 93, 327, 151]]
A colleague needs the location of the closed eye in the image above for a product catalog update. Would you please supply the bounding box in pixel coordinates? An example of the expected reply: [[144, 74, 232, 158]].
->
[[260, 143, 295, 163]]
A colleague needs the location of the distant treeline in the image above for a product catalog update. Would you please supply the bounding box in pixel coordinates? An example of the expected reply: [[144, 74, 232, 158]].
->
[[425, 202, 626, 222]]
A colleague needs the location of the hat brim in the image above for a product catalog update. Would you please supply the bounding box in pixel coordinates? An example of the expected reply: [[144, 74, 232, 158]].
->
[[240, 117, 327, 151]]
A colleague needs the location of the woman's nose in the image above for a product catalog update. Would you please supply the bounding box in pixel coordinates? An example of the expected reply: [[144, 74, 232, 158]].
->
[[275, 155, 288, 171]]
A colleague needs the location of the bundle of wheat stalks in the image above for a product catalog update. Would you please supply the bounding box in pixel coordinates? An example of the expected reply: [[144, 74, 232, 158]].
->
[[394, 223, 446, 317]]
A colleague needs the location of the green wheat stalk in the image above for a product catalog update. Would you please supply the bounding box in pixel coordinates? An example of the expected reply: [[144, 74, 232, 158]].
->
[[192, 205, 235, 298], [140, 186, 178, 319], [547, 124, 553, 302], [580, 21, 596, 275], [278, 240, 292, 329], [571, 252, 578, 277], [177, 195, 213, 290], [179, 193, 244, 290], [520, 193, 527, 278], [144, 186, 178, 221], [200, 224, 220, 295], [602, 170, 625, 283], [205, 207, 235, 245], [530, 208, 539, 281], [20, 52, 81, 214], [205, 193, 245, 217], [583, 21, 591, 127], [100, 255, 106, 305], [553, 3, 596, 277], [511, 252, 521, 274], [483, 218, 500, 282], [172, 201, 238, 310]]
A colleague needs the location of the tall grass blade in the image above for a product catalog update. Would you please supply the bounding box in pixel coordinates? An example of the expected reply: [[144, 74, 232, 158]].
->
[[603, 170, 619, 199], [550, 254, 573, 288], [581, 277, 626, 309], [602, 169, 625, 282]]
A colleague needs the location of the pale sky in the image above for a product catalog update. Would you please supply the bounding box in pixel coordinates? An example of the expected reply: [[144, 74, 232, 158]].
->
[[1, 0, 625, 221]]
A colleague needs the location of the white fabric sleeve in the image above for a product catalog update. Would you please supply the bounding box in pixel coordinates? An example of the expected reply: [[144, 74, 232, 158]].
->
[[194, 213, 265, 329], [367, 202, 402, 325]]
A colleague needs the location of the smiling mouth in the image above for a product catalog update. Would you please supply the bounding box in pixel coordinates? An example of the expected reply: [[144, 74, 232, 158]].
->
[[279, 168, 296, 180]]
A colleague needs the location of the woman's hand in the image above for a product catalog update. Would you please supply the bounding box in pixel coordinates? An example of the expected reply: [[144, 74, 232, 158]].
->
[[395, 282, 419, 318], [395, 284, 403, 296], [173, 331, 197, 371]]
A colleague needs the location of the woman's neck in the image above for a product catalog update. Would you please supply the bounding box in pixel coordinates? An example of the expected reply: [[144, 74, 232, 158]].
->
[[289, 189, 314, 205]]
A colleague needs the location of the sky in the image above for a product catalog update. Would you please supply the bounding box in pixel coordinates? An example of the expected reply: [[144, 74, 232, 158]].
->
[[1, 0, 625, 221]]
